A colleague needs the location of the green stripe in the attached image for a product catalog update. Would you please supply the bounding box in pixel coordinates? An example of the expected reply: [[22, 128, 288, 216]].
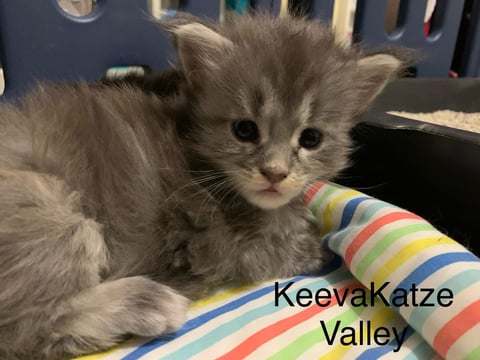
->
[[466, 343, 480, 360], [328, 201, 396, 253], [309, 186, 339, 216], [354, 223, 434, 280], [268, 306, 366, 360]]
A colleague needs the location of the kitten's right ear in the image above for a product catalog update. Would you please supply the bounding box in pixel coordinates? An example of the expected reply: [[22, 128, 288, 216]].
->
[[355, 54, 402, 103], [166, 21, 234, 87]]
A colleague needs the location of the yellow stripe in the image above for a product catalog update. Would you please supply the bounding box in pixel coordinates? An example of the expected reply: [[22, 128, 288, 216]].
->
[[373, 236, 456, 285], [318, 306, 397, 359], [189, 283, 258, 310], [321, 189, 361, 235], [75, 353, 112, 360]]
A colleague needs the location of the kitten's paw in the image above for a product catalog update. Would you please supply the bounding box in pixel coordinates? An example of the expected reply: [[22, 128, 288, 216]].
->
[[131, 283, 190, 336], [57, 277, 190, 340], [114, 278, 190, 336], [45, 278, 190, 359], [298, 249, 335, 275]]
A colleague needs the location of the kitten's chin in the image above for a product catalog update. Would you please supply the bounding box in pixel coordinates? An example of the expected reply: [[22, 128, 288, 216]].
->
[[243, 189, 298, 210]]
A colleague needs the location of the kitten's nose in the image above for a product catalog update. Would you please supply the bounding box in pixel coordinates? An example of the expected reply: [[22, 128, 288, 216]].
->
[[260, 167, 288, 184]]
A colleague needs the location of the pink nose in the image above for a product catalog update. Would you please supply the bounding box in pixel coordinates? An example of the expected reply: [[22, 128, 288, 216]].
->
[[260, 168, 288, 184]]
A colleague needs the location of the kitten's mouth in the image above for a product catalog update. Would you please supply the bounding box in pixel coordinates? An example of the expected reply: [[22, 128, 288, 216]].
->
[[245, 183, 296, 209], [258, 186, 282, 196]]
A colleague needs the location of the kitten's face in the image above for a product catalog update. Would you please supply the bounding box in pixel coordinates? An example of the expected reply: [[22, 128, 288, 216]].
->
[[171, 15, 402, 210], [189, 80, 356, 210]]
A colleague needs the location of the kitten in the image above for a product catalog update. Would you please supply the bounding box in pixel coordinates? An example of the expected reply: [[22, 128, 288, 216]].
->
[[0, 13, 405, 359]]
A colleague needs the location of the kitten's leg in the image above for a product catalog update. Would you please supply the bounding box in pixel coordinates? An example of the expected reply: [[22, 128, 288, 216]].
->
[[227, 222, 330, 282], [0, 169, 188, 359], [46, 277, 188, 358], [235, 234, 330, 281]]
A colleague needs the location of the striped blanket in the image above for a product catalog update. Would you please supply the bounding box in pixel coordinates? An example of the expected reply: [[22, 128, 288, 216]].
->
[[77, 182, 480, 360]]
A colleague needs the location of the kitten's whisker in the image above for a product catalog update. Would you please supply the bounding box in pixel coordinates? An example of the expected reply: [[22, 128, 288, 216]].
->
[[176, 179, 222, 206], [194, 178, 232, 224], [164, 173, 226, 202], [178, 171, 242, 209], [208, 180, 237, 225]]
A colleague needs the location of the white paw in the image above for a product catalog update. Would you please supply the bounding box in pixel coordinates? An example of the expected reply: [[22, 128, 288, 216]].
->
[[123, 279, 189, 336]]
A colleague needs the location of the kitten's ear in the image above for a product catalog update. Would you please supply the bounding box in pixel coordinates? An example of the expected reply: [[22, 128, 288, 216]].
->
[[353, 54, 402, 114], [171, 23, 234, 86]]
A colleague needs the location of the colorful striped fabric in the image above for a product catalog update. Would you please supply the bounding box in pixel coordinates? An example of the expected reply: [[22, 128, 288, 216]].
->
[[77, 181, 480, 360]]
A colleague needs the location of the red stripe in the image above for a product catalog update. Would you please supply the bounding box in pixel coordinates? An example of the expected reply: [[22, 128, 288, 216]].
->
[[433, 299, 480, 357], [344, 211, 422, 268], [215, 282, 360, 360], [304, 182, 325, 205]]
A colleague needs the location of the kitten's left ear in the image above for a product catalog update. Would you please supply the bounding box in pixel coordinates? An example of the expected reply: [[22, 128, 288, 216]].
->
[[171, 23, 234, 86], [353, 54, 402, 114]]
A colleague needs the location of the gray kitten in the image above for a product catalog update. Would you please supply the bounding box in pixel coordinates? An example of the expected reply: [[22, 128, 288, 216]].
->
[[0, 13, 404, 359]]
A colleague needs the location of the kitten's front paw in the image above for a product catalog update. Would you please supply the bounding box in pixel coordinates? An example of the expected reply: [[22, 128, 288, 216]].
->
[[124, 279, 190, 336], [46, 277, 190, 359], [153, 286, 190, 334], [304, 249, 335, 274]]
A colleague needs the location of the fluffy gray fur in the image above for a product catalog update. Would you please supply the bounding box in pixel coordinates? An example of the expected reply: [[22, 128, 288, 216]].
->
[[0, 13, 404, 359]]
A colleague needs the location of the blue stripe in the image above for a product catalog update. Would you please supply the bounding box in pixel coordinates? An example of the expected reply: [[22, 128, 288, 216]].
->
[[356, 326, 414, 359], [322, 196, 371, 247], [408, 268, 480, 332], [389, 252, 480, 309], [322, 196, 372, 251], [339, 196, 372, 229], [122, 256, 343, 359]]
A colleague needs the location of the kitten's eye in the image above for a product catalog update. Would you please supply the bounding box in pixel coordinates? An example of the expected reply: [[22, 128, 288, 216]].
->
[[232, 120, 259, 142], [299, 128, 323, 149]]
